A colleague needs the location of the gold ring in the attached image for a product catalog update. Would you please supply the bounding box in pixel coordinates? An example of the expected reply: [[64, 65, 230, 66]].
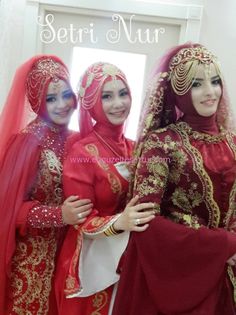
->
[[135, 218, 141, 225]]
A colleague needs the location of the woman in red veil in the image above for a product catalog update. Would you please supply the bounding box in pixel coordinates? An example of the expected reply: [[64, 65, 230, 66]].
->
[[0, 55, 92, 314], [112, 43, 236, 315], [55, 62, 155, 315]]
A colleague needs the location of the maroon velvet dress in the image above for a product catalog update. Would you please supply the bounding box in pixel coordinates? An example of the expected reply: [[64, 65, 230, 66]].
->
[[112, 121, 236, 315]]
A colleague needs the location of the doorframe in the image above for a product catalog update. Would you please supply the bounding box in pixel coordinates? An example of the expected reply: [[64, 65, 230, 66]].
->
[[23, 0, 203, 60]]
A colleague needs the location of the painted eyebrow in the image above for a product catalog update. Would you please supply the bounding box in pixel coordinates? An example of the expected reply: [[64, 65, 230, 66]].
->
[[46, 89, 72, 96], [46, 93, 56, 97], [211, 75, 221, 80], [102, 88, 128, 93], [62, 89, 72, 93], [193, 75, 221, 81]]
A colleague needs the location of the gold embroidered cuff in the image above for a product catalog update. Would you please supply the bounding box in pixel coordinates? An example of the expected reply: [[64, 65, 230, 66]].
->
[[104, 223, 123, 237]]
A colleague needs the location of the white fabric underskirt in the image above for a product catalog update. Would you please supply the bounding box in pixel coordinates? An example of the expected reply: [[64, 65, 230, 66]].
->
[[68, 231, 129, 297]]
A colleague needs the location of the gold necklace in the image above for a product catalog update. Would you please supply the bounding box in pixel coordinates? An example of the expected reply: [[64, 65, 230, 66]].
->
[[93, 130, 128, 158]]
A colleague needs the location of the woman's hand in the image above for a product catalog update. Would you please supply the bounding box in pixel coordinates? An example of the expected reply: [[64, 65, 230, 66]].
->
[[113, 195, 155, 232], [227, 252, 236, 266], [62, 195, 93, 225], [229, 221, 236, 232]]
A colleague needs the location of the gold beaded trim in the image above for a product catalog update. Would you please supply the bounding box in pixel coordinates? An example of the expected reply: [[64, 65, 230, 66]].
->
[[78, 62, 128, 110], [26, 58, 69, 113], [168, 46, 221, 95], [177, 121, 226, 143]]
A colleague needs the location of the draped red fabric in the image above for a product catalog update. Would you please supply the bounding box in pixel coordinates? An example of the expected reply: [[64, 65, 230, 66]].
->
[[0, 57, 37, 162], [112, 217, 236, 315], [0, 134, 40, 312]]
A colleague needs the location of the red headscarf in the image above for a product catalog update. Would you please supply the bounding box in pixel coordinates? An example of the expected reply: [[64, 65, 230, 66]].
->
[[136, 43, 235, 144], [0, 55, 76, 162], [78, 62, 132, 157]]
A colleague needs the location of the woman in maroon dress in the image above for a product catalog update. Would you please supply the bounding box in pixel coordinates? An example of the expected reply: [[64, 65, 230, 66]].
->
[[0, 55, 92, 314], [112, 43, 236, 315], [55, 62, 155, 315]]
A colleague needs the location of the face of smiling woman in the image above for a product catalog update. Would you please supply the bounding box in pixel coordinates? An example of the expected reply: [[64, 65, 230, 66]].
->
[[101, 79, 131, 125], [46, 79, 75, 125], [191, 63, 222, 117]]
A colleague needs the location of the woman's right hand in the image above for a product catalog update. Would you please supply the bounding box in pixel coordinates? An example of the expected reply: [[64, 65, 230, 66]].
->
[[62, 195, 93, 225], [227, 252, 236, 266], [113, 195, 156, 232]]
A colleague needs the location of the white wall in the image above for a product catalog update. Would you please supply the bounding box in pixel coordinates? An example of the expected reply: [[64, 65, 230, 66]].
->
[[1, 0, 236, 112], [200, 0, 236, 109], [0, 0, 26, 110], [0, 0, 202, 111]]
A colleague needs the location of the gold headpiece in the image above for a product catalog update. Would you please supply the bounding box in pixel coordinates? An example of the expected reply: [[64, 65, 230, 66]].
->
[[37, 58, 69, 81], [26, 58, 69, 113], [169, 46, 221, 95], [79, 62, 127, 110]]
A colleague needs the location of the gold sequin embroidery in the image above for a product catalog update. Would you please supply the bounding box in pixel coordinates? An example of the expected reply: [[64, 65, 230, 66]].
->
[[91, 290, 109, 315], [85, 143, 122, 193], [172, 122, 220, 228]]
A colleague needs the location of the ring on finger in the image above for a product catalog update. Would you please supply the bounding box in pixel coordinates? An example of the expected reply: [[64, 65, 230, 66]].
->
[[135, 218, 141, 226], [77, 213, 83, 219]]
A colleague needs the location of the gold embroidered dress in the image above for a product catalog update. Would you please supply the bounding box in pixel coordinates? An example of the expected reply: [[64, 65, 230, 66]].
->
[[135, 122, 236, 230], [112, 44, 236, 315], [0, 55, 76, 315], [5, 118, 70, 314]]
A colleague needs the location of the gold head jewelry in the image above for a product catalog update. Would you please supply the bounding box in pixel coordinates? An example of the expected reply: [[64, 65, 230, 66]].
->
[[26, 58, 69, 113], [169, 46, 221, 95], [30, 58, 69, 82], [78, 62, 127, 110]]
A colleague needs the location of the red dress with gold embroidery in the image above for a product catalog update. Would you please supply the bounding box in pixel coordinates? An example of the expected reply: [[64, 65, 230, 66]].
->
[[55, 125, 134, 315], [112, 121, 236, 315], [2, 118, 70, 315]]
